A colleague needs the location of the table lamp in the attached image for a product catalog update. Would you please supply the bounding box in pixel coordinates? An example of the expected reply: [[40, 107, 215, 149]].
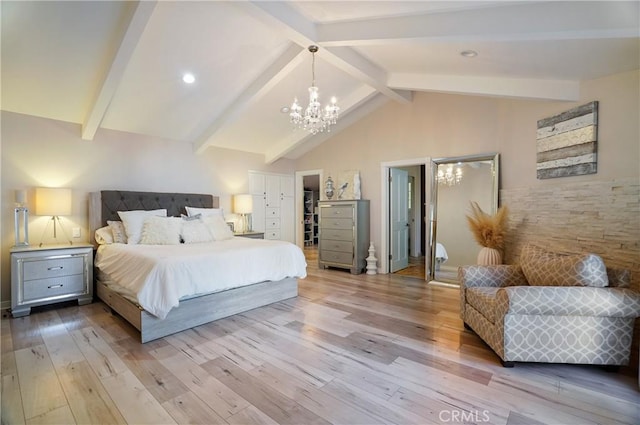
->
[[233, 194, 253, 233], [36, 187, 72, 246]]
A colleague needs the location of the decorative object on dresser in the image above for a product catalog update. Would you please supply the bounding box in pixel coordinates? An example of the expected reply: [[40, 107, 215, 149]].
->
[[35, 187, 73, 246], [318, 200, 370, 274], [536, 101, 598, 179], [249, 171, 295, 242], [233, 193, 253, 233], [10, 244, 93, 317], [336, 170, 360, 200], [14, 189, 29, 246], [324, 176, 334, 200]]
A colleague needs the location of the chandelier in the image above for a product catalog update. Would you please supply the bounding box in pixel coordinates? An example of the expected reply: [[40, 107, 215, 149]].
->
[[289, 45, 340, 135], [437, 164, 463, 186]]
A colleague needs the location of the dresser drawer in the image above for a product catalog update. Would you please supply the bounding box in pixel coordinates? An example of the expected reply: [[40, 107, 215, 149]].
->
[[322, 217, 353, 230], [320, 229, 352, 241], [23, 274, 86, 302], [320, 250, 353, 265], [265, 230, 281, 240], [320, 205, 353, 218], [321, 240, 353, 253], [23, 255, 84, 281], [266, 207, 280, 218], [265, 218, 281, 229]]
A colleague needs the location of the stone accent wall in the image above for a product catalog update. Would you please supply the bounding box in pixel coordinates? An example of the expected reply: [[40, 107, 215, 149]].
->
[[501, 177, 639, 292], [501, 177, 640, 374]]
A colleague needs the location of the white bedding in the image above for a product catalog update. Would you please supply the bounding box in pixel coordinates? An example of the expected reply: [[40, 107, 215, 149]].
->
[[95, 238, 307, 319]]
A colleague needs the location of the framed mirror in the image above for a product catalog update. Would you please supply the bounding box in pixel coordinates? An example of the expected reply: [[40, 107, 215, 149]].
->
[[427, 153, 499, 283]]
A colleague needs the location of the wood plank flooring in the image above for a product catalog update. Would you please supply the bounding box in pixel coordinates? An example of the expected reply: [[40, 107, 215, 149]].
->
[[2, 246, 639, 425]]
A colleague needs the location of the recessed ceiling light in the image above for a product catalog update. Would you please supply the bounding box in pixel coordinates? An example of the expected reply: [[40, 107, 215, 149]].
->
[[182, 73, 195, 84], [280, 106, 290, 113], [460, 50, 478, 58]]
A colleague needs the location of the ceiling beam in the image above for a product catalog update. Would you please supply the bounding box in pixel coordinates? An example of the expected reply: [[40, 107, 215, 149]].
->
[[264, 84, 380, 164], [317, 1, 640, 46], [243, 1, 412, 105], [388, 73, 580, 102], [193, 43, 305, 154], [81, 1, 156, 140]]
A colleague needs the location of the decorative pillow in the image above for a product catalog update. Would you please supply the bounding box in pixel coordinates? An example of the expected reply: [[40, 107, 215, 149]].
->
[[107, 220, 127, 244], [117, 209, 167, 244], [202, 215, 234, 241], [181, 216, 213, 244], [520, 244, 608, 287], [185, 206, 224, 218], [140, 216, 182, 245], [95, 226, 114, 245]]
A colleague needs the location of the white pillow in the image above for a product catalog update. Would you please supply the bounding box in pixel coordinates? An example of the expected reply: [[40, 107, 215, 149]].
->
[[140, 216, 182, 245], [107, 220, 127, 244], [185, 206, 224, 218], [95, 226, 114, 245], [117, 209, 167, 244], [181, 217, 213, 244], [202, 215, 234, 241]]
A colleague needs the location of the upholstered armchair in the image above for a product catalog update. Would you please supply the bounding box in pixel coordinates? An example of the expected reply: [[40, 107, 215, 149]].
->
[[460, 245, 640, 367]]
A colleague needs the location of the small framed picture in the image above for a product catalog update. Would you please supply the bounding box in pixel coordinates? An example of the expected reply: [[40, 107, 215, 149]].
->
[[226, 221, 235, 232]]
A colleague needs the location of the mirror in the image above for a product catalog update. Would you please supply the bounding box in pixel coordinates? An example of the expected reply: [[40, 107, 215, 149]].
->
[[427, 153, 499, 283]]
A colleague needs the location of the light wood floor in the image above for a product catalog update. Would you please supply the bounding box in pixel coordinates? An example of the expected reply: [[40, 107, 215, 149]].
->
[[2, 247, 639, 425]]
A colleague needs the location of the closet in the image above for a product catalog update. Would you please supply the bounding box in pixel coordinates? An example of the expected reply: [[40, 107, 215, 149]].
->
[[249, 171, 295, 243]]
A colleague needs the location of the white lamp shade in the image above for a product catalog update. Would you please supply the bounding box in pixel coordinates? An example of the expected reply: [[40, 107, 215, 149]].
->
[[35, 188, 72, 216], [233, 194, 253, 214]]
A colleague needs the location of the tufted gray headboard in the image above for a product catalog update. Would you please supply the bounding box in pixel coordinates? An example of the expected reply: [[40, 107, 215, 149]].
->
[[89, 190, 219, 245]]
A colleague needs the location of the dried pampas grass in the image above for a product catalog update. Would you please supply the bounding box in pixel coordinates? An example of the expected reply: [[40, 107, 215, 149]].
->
[[466, 202, 508, 250]]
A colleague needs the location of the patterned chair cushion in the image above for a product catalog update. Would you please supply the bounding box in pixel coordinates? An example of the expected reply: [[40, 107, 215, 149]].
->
[[520, 244, 609, 287]]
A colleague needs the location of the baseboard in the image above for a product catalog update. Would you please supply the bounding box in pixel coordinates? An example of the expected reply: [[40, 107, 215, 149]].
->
[[439, 265, 458, 272], [1, 300, 11, 318]]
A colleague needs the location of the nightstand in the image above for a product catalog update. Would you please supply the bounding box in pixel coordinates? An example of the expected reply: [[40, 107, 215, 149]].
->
[[234, 231, 265, 239], [10, 244, 94, 317]]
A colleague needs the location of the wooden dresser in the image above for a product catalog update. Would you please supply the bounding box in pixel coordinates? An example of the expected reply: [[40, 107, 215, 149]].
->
[[318, 200, 370, 274]]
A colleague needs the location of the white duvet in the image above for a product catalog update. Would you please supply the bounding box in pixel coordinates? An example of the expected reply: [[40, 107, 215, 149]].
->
[[95, 238, 307, 319]]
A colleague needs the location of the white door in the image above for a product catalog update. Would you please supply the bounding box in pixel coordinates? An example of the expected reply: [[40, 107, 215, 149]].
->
[[390, 168, 409, 272]]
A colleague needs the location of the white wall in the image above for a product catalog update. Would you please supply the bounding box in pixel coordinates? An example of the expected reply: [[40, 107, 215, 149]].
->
[[295, 70, 639, 272], [0, 111, 294, 303]]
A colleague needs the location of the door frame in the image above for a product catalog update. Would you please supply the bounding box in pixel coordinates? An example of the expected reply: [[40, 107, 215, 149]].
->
[[295, 169, 324, 249], [380, 157, 431, 277]]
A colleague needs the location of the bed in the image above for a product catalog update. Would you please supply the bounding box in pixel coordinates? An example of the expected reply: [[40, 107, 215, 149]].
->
[[88, 190, 306, 343]]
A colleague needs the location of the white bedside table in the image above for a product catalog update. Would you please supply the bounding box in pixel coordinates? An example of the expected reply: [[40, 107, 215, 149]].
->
[[10, 244, 94, 317]]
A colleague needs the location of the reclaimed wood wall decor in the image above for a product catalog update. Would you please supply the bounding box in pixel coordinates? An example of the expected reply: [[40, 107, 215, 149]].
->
[[536, 101, 598, 179]]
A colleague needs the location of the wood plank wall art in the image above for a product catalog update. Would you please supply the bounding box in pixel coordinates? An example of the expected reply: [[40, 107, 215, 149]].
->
[[536, 101, 598, 179]]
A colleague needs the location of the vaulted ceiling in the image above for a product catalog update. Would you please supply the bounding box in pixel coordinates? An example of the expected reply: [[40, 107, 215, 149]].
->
[[2, 1, 638, 163]]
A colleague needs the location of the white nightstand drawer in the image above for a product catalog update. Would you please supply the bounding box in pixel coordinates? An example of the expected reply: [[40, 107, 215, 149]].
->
[[23, 255, 84, 281], [23, 274, 86, 302], [265, 230, 281, 240]]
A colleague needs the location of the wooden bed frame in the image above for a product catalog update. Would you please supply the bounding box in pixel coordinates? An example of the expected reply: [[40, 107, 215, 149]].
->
[[88, 190, 298, 343]]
